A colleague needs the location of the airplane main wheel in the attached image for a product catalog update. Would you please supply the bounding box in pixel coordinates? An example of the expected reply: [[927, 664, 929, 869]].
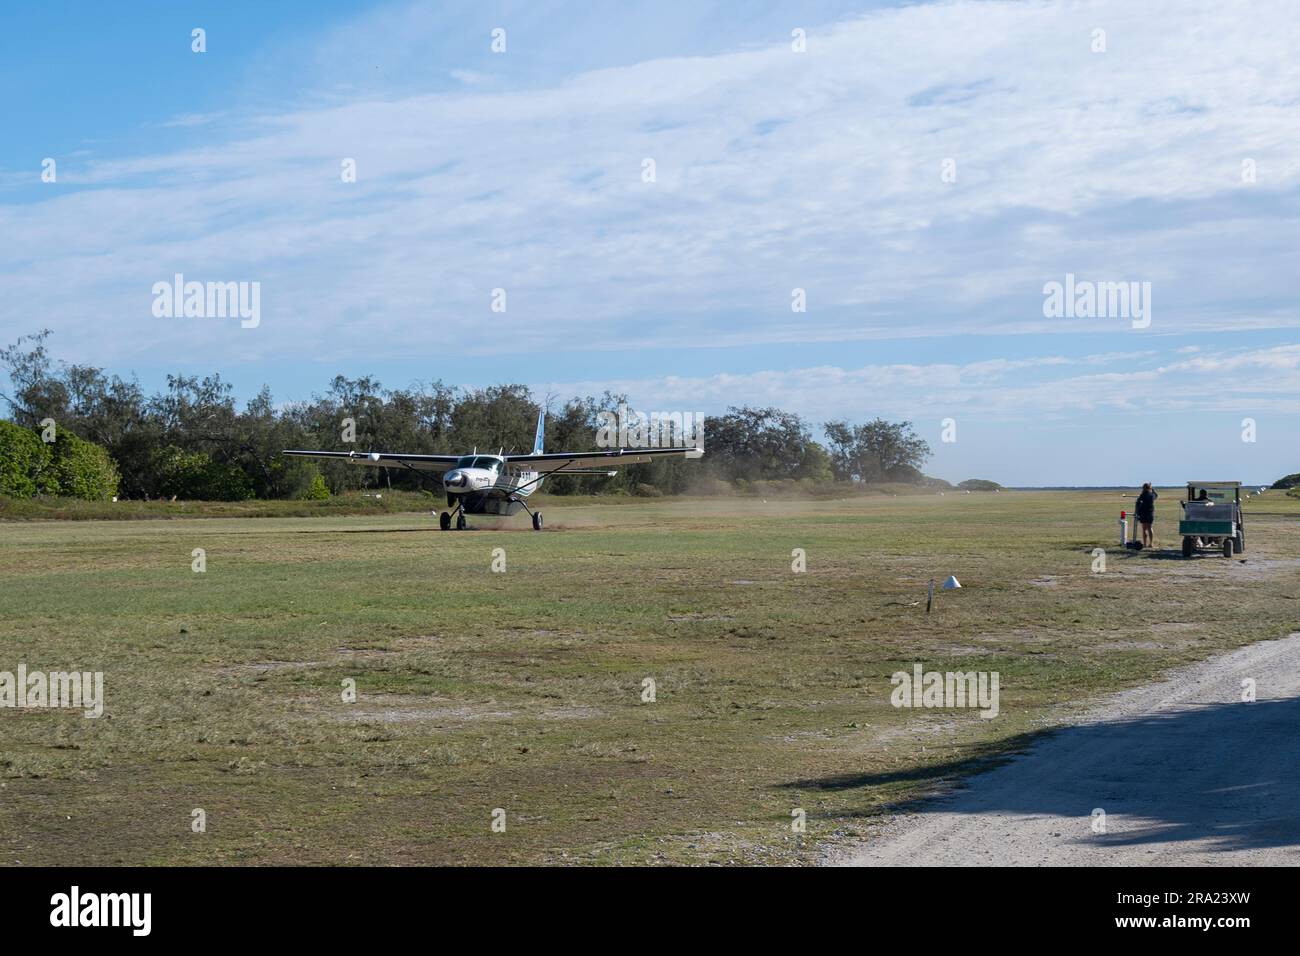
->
[[456, 513, 466, 531], [532, 511, 543, 531], [439, 512, 451, 531]]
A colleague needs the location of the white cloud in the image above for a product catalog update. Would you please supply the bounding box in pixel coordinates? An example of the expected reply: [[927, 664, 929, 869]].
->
[[539, 345, 1300, 424], [2, 0, 1298, 378]]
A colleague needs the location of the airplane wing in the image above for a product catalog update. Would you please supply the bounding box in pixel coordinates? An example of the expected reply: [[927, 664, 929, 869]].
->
[[503, 446, 703, 473], [282, 450, 461, 473]]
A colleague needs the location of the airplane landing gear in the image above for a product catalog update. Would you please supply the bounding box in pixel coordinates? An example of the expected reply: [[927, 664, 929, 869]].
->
[[512, 496, 543, 531], [441, 501, 467, 530]]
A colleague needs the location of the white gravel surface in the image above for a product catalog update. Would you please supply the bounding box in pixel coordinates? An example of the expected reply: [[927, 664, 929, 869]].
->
[[843, 634, 1300, 866]]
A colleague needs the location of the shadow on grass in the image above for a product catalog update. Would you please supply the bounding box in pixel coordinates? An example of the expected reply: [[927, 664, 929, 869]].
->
[[1133, 548, 1239, 562]]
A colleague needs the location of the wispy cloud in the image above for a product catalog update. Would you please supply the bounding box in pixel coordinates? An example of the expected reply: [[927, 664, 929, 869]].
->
[[541, 345, 1300, 424], [3, 0, 1299, 372]]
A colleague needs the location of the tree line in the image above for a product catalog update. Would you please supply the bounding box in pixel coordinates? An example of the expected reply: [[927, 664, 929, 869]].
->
[[1, 331, 934, 501]]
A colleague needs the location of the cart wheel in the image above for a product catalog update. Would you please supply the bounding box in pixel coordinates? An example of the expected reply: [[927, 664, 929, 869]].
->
[[439, 512, 451, 531], [1182, 536, 1193, 558], [1222, 537, 1233, 559], [1235, 533, 1244, 554]]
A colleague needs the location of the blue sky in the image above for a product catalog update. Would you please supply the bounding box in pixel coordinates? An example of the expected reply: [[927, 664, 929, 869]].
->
[[2, 0, 1298, 485]]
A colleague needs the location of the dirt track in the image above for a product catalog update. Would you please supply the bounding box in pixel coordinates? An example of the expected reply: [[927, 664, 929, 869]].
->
[[843, 634, 1300, 866]]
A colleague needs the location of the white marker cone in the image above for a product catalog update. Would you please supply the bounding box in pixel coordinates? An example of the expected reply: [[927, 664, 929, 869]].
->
[[942, 575, 961, 590]]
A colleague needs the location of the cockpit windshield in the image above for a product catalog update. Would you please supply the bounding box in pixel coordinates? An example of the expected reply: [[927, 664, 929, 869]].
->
[[455, 455, 500, 470]]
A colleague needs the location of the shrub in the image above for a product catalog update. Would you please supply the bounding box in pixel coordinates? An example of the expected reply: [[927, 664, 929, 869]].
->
[[0, 421, 54, 497], [266, 456, 326, 500], [300, 473, 330, 500], [50, 430, 120, 501]]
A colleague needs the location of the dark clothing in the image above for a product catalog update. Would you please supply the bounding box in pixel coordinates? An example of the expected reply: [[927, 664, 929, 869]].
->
[[1136, 489, 1157, 523]]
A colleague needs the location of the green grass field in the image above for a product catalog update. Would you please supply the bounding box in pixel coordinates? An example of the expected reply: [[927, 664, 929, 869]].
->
[[2, 490, 1298, 865]]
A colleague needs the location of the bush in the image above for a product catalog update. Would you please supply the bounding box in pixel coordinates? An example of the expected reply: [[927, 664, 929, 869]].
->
[[300, 473, 330, 500], [632, 482, 662, 497], [1271, 473, 1300, 490], [50, 430, 120, 501], [0, 421, 55, 497], [957, 478, 1003, 491], [266, 456, 326, 500]]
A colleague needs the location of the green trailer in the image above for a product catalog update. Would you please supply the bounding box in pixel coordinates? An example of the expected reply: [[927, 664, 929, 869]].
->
[[1178, 481, 1244, 559]]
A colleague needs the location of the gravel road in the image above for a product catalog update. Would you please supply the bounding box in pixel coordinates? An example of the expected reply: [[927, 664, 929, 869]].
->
[[844, 634, 1300, 866]]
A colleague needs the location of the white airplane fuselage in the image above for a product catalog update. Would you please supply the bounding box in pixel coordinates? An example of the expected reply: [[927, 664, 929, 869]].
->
[[443, 455, 542, 515]]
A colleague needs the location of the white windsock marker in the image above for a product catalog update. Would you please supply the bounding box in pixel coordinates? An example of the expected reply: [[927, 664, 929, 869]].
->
[[942, 575, 961, 590]]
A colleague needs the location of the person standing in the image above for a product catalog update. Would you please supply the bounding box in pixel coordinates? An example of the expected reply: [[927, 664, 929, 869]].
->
[[1135, 482, 1158, 547]]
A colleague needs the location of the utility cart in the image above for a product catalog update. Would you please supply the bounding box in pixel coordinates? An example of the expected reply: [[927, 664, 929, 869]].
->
[[1179, 481, 1244, 559]]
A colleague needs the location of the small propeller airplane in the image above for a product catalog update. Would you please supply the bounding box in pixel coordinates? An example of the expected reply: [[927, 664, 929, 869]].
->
[[284, 410, 703, 530]]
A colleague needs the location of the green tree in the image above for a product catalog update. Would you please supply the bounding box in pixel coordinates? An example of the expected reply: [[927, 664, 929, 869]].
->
[[823, 418, 930, 483], [957, 478, 1002, 491], [155, 446, 254, 501], [543, 392, 631, 495], [0, 329, 66, 429], [0, 421, 54, 497], [704, 407, 828, 482], [448, 384, 538, 454]]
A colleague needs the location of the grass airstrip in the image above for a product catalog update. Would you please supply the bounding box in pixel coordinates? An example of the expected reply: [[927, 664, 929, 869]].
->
[[2, 489, 1298, 864]]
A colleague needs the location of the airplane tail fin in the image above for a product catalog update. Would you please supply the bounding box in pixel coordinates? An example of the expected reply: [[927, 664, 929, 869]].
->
[[533, 409, 545, 455]]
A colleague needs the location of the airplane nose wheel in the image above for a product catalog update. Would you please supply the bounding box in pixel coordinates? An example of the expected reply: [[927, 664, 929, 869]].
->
[[532, 511, 543, 531], [456, 512, 467, 531]]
